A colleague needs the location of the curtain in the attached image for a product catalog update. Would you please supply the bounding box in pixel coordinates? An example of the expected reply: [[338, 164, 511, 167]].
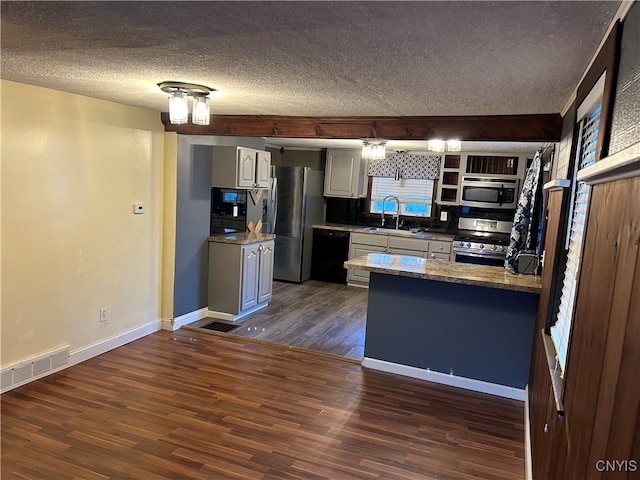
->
[[504, 151, 542, 269]]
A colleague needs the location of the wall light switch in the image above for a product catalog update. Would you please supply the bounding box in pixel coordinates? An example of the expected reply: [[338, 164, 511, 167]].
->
[[440, 211, 448, 222], [133, 203, 144, 214]]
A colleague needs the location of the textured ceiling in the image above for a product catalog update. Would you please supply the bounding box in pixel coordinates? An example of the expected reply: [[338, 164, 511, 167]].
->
[[1, 1, 620, 151]]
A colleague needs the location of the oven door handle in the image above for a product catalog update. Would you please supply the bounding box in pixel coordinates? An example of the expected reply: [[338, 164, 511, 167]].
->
[[453, 249, 506, 260]]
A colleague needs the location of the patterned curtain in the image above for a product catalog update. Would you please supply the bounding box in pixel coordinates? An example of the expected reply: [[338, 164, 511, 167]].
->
[[367, 153, 441, 179], [504, 151, 542, 269]]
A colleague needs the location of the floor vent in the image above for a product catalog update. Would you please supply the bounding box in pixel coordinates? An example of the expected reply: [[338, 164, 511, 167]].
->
[[1, 345, 70, 393], [201, 321, 239, 333]]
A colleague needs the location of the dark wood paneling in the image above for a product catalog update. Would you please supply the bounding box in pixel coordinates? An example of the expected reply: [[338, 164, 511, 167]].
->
[[563, 177, 640, 480], [587, 179, 640, 475], [529, 188, 571, 480], [161, 112, 563, 142], [542, 189, 571, 332]]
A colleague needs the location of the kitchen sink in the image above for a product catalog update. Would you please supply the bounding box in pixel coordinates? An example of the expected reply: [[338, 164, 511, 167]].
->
[[363, 227, 422, 235]]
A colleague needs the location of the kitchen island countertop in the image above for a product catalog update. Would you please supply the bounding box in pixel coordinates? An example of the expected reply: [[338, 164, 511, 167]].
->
[[208, 232, 276, 245], [344, 253, 541, 293]]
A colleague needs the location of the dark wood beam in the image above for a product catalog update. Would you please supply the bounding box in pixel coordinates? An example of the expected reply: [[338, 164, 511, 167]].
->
[[160, 113, 563, 142]]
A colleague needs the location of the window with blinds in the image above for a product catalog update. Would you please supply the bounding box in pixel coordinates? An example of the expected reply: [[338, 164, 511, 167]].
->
[[369, 178, 434, 217], [550, 102, 601, 373]]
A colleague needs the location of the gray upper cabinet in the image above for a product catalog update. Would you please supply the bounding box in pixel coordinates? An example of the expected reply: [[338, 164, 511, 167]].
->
[[324, 148, 368, 198], [212, 146, 272, 189]]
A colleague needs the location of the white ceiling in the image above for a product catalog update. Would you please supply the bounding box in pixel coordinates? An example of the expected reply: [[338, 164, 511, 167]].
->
[[1, 1, 620, 152]]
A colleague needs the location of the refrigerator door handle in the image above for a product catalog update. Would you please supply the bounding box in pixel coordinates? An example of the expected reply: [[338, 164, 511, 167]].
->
[[268, 177, 277, 234], [299, 168, 308, 238]]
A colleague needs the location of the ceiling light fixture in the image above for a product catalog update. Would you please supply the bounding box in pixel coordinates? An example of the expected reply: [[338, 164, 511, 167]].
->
[[158, 81, 215, 125], [361, 140, 387, 161], [446, 139, 462, 152], [428, 139, 445, 153]]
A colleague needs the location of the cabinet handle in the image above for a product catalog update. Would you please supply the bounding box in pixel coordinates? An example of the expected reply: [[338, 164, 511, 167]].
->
[[431, 253, 435, 258], [259, 245, 263, 251], [543, 423, 549, 433]]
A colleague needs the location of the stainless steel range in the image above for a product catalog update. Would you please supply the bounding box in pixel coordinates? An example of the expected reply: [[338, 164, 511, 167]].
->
[[453, 217, 512, 266]]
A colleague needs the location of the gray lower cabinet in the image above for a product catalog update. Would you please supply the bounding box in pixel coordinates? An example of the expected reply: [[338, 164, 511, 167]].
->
[[348, 233, 432, 286], [208, 239, 274, 320], [428, 240, 452, 261]]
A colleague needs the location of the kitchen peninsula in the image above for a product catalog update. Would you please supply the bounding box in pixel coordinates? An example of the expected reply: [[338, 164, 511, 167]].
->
[[345, 253, 541, 399]]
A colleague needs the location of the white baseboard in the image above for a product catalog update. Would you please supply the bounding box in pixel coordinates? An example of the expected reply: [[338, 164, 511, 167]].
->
[[525, 384, 533, 480], [69, 320, 161, 366], [1, 320, 161, 393], [163, 307, 209, 331], [1, 345, 70, 393], [207, 302, 268, 321], [362, 357, 526, 401]]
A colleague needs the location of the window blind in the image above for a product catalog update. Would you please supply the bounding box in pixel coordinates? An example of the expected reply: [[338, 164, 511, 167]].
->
[[550, 103, 600, 373], [370, 178, 434, 217]]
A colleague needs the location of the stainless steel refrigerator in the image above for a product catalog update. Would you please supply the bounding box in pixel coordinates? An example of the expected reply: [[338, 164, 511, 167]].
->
[[267, 166, 325, 282]]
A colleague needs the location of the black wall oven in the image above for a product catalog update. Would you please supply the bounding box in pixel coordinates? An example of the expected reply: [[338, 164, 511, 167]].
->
[[460, 177, 520, 209]]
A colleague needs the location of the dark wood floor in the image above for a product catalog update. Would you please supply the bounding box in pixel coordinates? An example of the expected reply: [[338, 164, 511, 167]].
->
[[188, 280, 368, 361], [1, 330, 525, 480]]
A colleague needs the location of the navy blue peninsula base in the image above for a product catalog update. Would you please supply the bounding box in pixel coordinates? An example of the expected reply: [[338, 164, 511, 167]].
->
[[344, 253, 541, 399]]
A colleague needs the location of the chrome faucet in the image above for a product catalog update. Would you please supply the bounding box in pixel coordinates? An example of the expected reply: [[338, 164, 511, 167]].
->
[[381, 195, 400, 229]]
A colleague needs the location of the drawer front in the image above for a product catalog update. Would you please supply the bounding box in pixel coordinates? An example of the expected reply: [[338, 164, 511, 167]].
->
[[388, 236, 429, 252], [428, 252, 452, 261], [350, 232, 388, 247], [428, 240, 452, 254], [388, 248, 426, 258]]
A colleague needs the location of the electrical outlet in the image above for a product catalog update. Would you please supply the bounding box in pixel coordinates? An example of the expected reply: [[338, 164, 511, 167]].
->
[[99, 307, 108, 322], [440, 211, 448, 222]]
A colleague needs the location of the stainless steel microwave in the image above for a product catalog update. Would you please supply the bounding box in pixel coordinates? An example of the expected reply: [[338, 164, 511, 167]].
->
[[460, 177, 520, 209]]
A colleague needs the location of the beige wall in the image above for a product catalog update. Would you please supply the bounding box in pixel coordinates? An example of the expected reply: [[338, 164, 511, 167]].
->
[[161, 133, 177, 321], [1, 80, 166, 366]]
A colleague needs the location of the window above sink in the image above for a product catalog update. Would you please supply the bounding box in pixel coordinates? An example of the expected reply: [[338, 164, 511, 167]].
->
[[369, 177, 435, 218]]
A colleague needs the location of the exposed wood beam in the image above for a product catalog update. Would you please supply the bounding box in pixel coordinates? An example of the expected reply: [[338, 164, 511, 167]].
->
[[160, 113, 563, 142]]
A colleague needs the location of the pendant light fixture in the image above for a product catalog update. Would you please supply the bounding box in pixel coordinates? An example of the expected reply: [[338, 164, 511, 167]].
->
[[158, 81, 215, 125], [361, 140, 387, 161], [427, 139, 445, 153], [191, 93, 211, 126], [428, 139, 462, 152], [168, 89, 189, 124], [446, 139, 462, 152]]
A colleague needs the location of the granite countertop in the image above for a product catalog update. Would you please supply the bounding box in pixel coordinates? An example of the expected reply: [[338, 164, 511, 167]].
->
[[208, 232, 276, 245], [313, 223, 456, 242], [344, 253, 542, 293]]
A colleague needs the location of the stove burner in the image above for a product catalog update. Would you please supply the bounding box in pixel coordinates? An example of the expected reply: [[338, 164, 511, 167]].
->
[[453, 232, 510, 256]]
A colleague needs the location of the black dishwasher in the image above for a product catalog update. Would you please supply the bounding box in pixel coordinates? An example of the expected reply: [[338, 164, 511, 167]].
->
[[311, 229, 350, 284]]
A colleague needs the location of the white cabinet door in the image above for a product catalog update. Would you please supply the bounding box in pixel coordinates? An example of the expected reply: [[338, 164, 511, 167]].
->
[[257, 241, 274, 303], [241, 244, 260, 310], [255, 151, 272, 188], [237, 148, 257, 188], [324, 149, 359, 197]]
